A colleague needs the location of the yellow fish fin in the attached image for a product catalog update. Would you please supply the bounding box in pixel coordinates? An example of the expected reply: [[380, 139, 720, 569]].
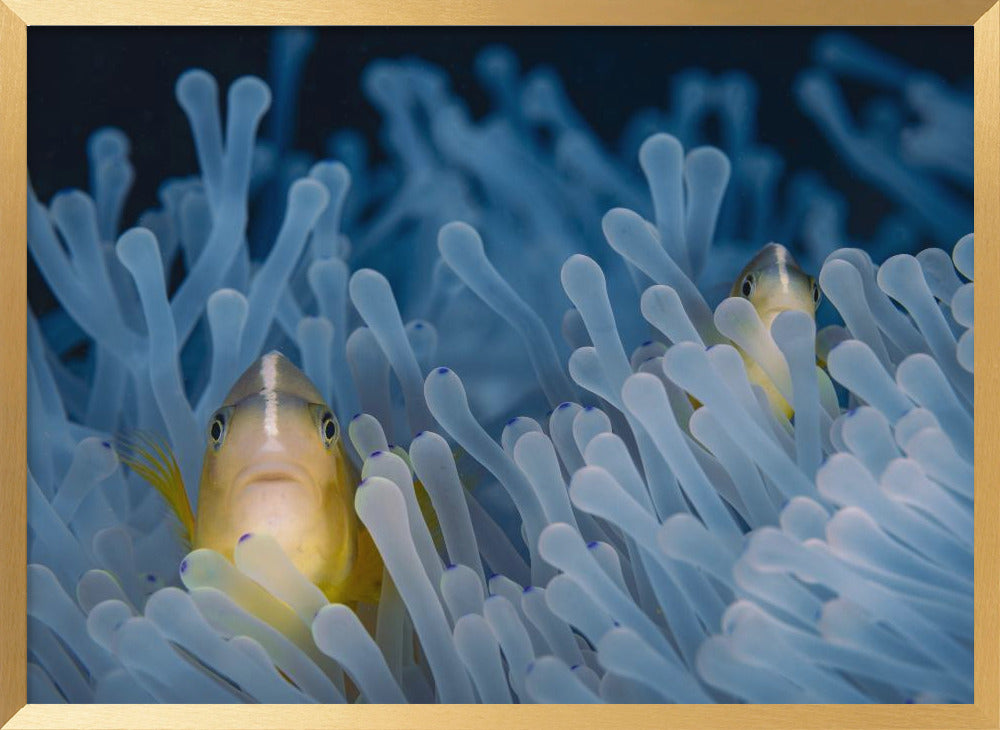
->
[[331, 444, 476, 607], [327, 526, 384, 605], [388, 444, 446, 551], [414, 480, 445, 551], [115, 430, 195, 546]]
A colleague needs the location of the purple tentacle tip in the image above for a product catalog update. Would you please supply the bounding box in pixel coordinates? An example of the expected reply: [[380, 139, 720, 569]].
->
[[179, 560, 188, 574], [436, 367, 450, 375], [238, 532, 252, 543]]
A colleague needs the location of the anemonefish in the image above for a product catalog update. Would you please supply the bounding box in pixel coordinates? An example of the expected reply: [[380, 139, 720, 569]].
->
[[118, 351, 382, 605], [729, 242, 821, 418]]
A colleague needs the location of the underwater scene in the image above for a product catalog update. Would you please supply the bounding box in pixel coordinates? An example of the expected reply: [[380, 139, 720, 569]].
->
[[26, 27, 974, 704]]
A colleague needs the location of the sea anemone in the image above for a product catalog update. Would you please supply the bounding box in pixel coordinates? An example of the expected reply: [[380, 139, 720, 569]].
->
[[27, 29, 973, 704]]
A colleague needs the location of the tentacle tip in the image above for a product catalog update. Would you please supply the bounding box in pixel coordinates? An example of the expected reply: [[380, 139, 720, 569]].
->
[[557, 402, 573, 410], [238, 532, 252, 543], [178, 560, 188, 574], [436, 367, 450, 375]]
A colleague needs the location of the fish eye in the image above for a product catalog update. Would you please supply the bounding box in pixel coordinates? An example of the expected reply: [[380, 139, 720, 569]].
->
[[741, 274, 755, 298], [320, 411, 338, 448], [209, 412, 227, 447]]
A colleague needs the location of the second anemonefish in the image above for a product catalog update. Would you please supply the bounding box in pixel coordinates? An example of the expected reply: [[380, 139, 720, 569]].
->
[[729, 242, 821, 418]]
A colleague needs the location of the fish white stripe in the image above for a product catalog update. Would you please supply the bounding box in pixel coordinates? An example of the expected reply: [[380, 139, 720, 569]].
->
[[774, 243, 791, 290], [262, 353, 279, 437]]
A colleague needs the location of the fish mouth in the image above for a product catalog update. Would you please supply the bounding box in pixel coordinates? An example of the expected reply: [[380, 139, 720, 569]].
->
[[231, 461, 319, 503], [759, 304, 815, 328]]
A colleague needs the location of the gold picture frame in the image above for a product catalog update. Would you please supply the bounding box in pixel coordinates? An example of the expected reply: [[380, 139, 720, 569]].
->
[[2, 1, 997, 727]]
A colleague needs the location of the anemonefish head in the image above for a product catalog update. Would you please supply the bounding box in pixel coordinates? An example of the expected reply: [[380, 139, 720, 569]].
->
[[730, 242, 820, 327], [194, 351, 357, 589]]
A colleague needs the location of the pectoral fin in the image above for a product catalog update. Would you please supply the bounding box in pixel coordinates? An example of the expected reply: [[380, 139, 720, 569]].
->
[[115, 431, 195, 546]]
